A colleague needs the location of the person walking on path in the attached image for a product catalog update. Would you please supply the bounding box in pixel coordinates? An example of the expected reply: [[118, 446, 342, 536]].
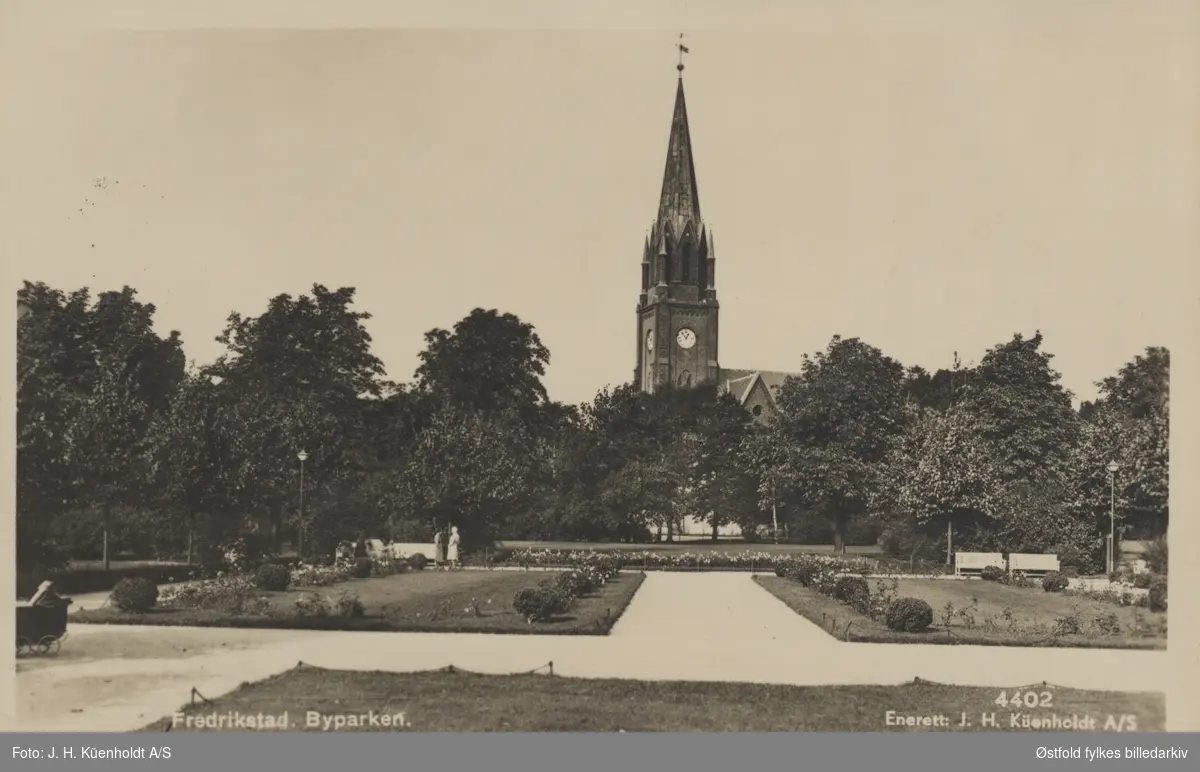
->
[[434, 527, 447, 570], [447, 526, 461, 570]]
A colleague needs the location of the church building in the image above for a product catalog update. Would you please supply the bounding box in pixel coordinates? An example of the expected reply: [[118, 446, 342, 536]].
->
[[634, 56, 797, 424]]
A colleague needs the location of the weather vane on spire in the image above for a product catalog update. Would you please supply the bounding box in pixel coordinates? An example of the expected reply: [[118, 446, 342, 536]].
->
[[677, 33, 689, 74]]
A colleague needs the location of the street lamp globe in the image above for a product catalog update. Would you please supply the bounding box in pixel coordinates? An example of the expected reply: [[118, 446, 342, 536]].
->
[[1106, 460, 1120, 474], [297, 450, 308, 462]]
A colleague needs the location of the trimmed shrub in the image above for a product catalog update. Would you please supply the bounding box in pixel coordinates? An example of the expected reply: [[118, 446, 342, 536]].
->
[[1042, 572, 1069, 593], [254, 563, 291, 591], [351, 557, 373, 579], [408, 554, 428, 571], [111, 577, 159, 613], [980, 565, 1005, 582], [554, 570, 594, 598], [1148, 577, 1167, 613], [512, 587, 571, 623], [885, 597, 933, 632], [833, 576, 871, 614]]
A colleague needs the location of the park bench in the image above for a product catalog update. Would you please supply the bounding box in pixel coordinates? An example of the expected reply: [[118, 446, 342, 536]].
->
[[386, 542, 437, 561], [954, 552, 1005, 577], [1007, 553, 1060, 577]]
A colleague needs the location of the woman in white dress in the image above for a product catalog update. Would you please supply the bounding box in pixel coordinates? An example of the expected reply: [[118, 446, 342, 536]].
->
[[447, 526, 461, 570]]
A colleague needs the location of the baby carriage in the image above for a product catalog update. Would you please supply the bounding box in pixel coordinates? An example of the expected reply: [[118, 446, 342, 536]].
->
[[16, 581, 72, 657]]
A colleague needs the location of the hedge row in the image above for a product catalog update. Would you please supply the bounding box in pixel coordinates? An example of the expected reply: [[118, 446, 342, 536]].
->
[[16, 556, 303, 598]]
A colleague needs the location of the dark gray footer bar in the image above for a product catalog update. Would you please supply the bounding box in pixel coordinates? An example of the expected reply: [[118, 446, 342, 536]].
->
[[5, 733, 1198, 771]]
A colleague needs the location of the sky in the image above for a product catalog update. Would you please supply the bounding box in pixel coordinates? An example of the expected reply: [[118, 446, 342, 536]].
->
[[2, 2, 1197, 408]]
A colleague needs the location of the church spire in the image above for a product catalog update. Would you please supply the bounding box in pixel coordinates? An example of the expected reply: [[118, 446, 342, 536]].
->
[[656, 47, 701, 233]]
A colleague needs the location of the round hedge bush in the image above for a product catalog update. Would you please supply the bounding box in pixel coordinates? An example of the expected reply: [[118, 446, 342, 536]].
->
[[512, 587, 571, 623], [980, 565, 1005, 582], [111, 577, 159, 613], [1148, 576, 1167, 612], [1132, 572, 1154, 589], [554, 570, 593, 598], [351, 557, 373, 579], [408, 554, 428, 571], [1041, 571, 1070, 592], [885, 597, 933, 632], [254, 562, 291, 591]]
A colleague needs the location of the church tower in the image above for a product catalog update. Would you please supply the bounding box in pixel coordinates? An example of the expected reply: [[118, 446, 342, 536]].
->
[[634, 52, 719, 393]]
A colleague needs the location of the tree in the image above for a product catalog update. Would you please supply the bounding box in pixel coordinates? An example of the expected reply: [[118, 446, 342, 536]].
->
[[414, 308, 550, 421], [16, 284, 94, 567], [770, 336, 911, 553], [22, 285, 186, 570], [689, 392, 758, 540], [211, 284, 385, 401], [959, 331, 1079, 483], [206, 285, 384, 550], [874, 404, 1001, 564], [396, 407, 534, 551], [903, 354, 975, 412], [1069, 347, 1169, 542], [740, 423, 792, 541]]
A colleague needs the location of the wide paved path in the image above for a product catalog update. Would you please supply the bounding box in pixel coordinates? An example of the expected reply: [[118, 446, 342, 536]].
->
[[7, 572, 1172, 732]]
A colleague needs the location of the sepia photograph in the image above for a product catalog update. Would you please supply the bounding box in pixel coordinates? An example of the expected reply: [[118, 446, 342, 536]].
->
[[5, 2, 1193, 737]]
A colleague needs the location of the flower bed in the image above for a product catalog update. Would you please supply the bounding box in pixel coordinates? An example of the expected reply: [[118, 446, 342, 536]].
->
[[755, 572, 1167, 649], [513, 560, 625, 624], [74, 569, 645, 635], [504, 548, 877, 575]]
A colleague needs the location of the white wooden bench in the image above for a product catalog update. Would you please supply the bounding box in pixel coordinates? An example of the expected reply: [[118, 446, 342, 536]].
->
[[955, 552, 1005, 577], [1008, 553, 1060, 577], [386, 542, 437, 561]]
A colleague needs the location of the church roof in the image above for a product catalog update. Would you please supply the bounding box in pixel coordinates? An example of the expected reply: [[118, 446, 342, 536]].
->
[[720, 368, 798, 398], [656, 77, 702, 236]]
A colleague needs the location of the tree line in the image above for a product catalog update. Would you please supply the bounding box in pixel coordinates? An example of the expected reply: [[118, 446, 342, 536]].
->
[[16, 281, 1168, 573]]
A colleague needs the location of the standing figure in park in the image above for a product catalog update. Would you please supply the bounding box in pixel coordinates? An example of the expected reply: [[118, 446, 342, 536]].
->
[[447, 526, 461, 570], [434, 527, 447, 570]]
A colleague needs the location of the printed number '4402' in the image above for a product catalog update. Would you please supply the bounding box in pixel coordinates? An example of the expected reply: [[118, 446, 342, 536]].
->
[[994, 691, 1054, 709]]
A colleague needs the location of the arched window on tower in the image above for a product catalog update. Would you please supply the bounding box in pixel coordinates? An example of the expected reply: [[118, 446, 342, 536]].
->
[[678, 370, 692, 388], [681, 242, 692, 282]]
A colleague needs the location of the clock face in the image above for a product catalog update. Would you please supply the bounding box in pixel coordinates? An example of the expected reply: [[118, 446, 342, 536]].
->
[[676, 328, 697, 350], [646, 330, 655, 352]]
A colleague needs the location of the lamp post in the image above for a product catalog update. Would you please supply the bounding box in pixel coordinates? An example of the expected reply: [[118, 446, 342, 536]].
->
[[297, 450, 308, 560], [1106, 460, 1120, 575]]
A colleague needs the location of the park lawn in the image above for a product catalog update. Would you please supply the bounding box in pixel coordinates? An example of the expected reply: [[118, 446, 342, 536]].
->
[[755, 576, 1166, 649], [147, 664, 1164, 732], [72, 570, 644, 635]]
